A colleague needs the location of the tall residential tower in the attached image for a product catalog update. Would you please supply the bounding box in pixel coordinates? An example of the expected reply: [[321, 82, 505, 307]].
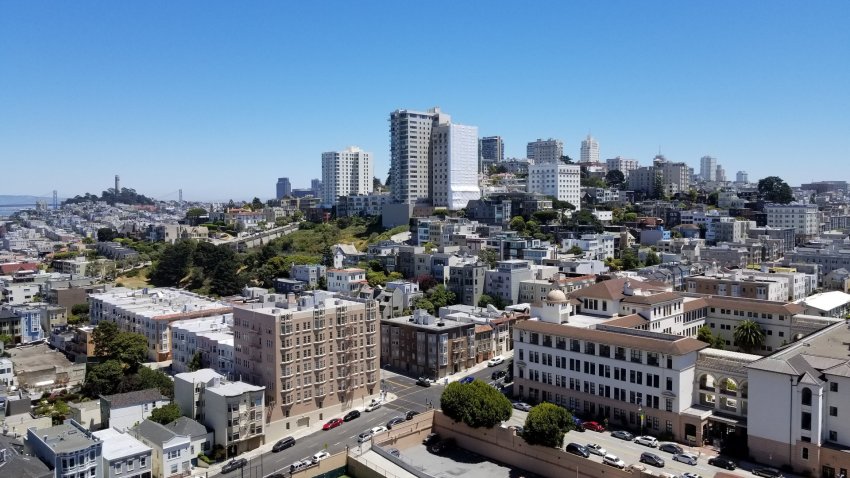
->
[[321, 147, 373, 207], [389, 107, 451, 204], [526, 138, 563, 164], [431, 123, 480, 210], [580, 134, 599, 163]]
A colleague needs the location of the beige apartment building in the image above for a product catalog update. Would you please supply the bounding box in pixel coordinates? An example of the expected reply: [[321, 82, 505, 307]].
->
[[233, 291, 379, 422]]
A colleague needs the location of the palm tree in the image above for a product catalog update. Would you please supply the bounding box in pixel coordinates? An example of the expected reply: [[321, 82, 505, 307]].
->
[[734, 320, 765, 353]]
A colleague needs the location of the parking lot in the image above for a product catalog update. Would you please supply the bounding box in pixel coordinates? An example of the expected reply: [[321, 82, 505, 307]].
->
[[398, 442, 545, 478]]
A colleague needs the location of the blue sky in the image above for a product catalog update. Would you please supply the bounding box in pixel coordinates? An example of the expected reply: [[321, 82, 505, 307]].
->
[[2, 1, 849, 201]]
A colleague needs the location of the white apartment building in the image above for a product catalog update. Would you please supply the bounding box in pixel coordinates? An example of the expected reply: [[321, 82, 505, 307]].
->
[[170, 315, 235, 376], [389, 107, 451, 204], [326, 268, 367, 294], [321, 146, 374, 207], [526, 138, 563, 164], [746, 321, 850, 476], [484, 260, 535, 305], [527, 162, 581, 208], [173, 369, 265, 456], [766, 203, 820, 239], [431, 122, 480, 210], [700, 155, 717, 181], [561, 234, 615, 261], [100, 388, 170, 432], [92, 428, 153, 478], [580, 135, 599, 163], [606, 157, 639, 179], [89, 288, 233, 362]]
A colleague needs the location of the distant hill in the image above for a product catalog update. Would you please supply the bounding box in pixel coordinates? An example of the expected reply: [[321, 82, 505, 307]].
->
[[63, 188, 155, 206], [0, 195, 56, 205]]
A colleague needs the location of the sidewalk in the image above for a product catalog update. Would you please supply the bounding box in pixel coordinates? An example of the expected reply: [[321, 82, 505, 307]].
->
[[196, 391, 399, 476]]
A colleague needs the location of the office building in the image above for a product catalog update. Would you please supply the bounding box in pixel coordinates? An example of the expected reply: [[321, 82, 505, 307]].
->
[[700, 156, 717, 181], [232, 292, 379, 422], [27, 419, 104, 478], [736, 171, 749, 184], [716, 165, 726, 183], [310, 179, 322, 197], [431, 122, 480, 210], [389, 107, 451, 204], [527, 162, 581, 208], [276, 177, 291, 199], [479, 136, 505, 172], [527, 138, 563, 164], [606, 157, 639, 179], [321, 146, 373, 207], [580, 135, 599, 163]]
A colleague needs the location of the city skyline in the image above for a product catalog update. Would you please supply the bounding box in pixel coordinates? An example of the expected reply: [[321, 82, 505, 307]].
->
[[2, 2, 849, 200]]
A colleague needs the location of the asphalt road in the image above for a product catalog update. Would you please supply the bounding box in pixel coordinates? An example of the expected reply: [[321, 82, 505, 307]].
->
[[209, 364, 509, 478]]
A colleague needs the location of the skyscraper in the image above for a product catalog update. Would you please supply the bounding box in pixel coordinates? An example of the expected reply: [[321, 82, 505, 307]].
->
[[479, 136, 504, 172], [526, 138, 563, 164], [580, 134, 599, 163], [276, 177, 291, 199], [311, 179, 322, 197], [389, 107, 451, 204], [432, 123, 480, 210], [700, 155, 717, 181], [736, 171, 749, 184], [715, 165, 726, 183], [321, 146, 373, 207]]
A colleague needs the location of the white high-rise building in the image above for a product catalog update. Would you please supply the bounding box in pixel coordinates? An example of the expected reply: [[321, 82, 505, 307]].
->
[[527, 162, 581, 209], [526, 138, 563, 164], [736, 171, 748, 184], [715, 165, 726, 183], [321, 146, 373, 207], [431, 122, 481, 210], [700, 155, 717, 181], [606, 156, 639, 179], [580, 134, 599, 163], [389, 107, 451, 204]]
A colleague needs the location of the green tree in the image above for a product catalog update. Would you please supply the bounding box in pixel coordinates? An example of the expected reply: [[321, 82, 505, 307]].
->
[[113, 333, 149, 370], [621, 249, 641, 270], [532, 210, 559, 224], [734, 319, 765, 353], [137, 366, 175, 398], [477, 294, 506, 310], [523, 402, 574, 447], [0, 334, 14, 347], [653, 173, 666, 200], [644, 251, 661, 266], [477, 248, 499, 268], [605, 169, 625, 189], [84, 360, 125, 397], [149, 403, 182, 425], [697, 325, 714, 344], [757, 176, 794, 204], [440, 381, 512, 428], [428, 284, 457, 311], [509, 216, 526, 233], [92, 321, 120, 358], [36, 399, 71, 425], [97, 228, 118, 242], [149, 240, 196, 287], [251, 197, 264, 211], [566, 245, 585, 256], [188, 351, 203, 372], [71, 303, 90, 316], [412, 298, 436, 315]]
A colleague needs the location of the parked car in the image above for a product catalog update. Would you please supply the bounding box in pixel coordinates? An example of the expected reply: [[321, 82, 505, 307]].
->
[[640, 452, 665, 467], [222, 459, 248, 474], [386, 416, 406, 429], [566, 443, 590, 458], [659, 442, 683, 454], [586, 443, 607, 456], [583, 421, 605, 432], [428, 437, 455, 454], [406, 410, 420, 420], [752, 467, 784, 478], [386, 447, 401, 457], [602, 454, 626, 469], [312, 451, 330, 463], [370, 426, 388, 435], [512, 402, 532, 412], [708, 456, 737, 470], [357, 431, 373, 443], [460, 376, 475, 384], [272, 436, 296, 452], [365, 401, 382, 412], [289, 460, 310, 473], [634, 435, 659, 448], [343, 410, 361, 422], [573, 417, 584, 431], [416, 376, 432, 387], [423, 432, 440, 445], [673, 452, 699, 465], [488, 356, 504, 366], [322, 418, 343, 430], [491, 369, 507, 380], [611, 430, 634, 441], [681, 473, 703, 478]]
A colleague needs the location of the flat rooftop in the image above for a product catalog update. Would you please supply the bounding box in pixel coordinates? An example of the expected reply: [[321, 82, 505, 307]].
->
[[383, 315, 471, 331], [207, 381, 264, 397], [9, 344, 76, 373], [32, 422, 99, 454], [92, 428, 150, 460]]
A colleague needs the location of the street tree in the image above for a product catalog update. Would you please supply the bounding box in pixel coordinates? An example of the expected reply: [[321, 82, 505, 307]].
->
[[440, 381, 512, 428], [523, 402, 574, 447], [757, 176, 794, 204], [92, 321, 120, 358]]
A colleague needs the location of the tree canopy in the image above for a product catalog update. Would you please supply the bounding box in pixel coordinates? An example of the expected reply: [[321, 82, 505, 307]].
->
[[734, 319, 765, 353], [605, 169, 626, 189], [522, 402, 574, 447], [150, 403, 182, 425], [440, 381, 512, 428], [757, 176, 794, 204]]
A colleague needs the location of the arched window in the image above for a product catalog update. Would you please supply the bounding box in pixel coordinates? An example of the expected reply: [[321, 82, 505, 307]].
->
[[801, 387, 812, 406]]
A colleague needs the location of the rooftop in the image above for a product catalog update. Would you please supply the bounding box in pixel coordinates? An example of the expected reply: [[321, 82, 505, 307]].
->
[[130, 419, 189, 446], [206, 381, 265, 397], [30, 421, 100, 454], [92, 428, 151, 460], [165, 416, 209, 438], [174, 369, 224, 384], [9, 344, 77, 373], [748, 320, 850, 376], [797, 291, 850, 312], [0, 432, 52, 478], [102, 388, 166, 408], [384, 314, 473, 331]]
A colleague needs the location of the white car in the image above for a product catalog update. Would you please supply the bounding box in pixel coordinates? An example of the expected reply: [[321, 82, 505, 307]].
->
[[365, 401, 382, 412], [311, 451, 330, 463], [488, 356, 504, 366], [602, 454, 626, 469], [681, 473, 703, 478], [357, 431, 373, 443], [512, 402, 532, 412], [673, 452, 699, 465], [586, 443, 607, 456], [369, 426, 388, 435], [634, 435, 659, 448]]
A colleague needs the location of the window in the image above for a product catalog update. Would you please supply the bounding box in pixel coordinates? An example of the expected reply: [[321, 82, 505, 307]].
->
[[114, 463, 122, 474], [128, 459, 134, 471], [666, 377, 673, 391], [171, 464, 178, 474], [802, 447, 809, 460], [831, 382, 838, 392], [802, 387, 812, 406], [829, 430, 838, 442], [801, 411, 812, 431], [140, 456, 147, 467], [830, 406, 838, 417]]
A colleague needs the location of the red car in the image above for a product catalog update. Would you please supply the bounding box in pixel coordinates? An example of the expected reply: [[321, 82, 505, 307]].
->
[[583, 421, 606, 432], [322, 418, 343, 430]]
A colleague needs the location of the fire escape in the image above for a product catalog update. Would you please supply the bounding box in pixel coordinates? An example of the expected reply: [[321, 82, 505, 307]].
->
[[335, 305, 355, 406]]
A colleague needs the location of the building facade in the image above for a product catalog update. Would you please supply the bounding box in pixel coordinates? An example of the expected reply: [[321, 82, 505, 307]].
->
[[431, 122, 480, 210], [276, 177, 291, 199], [92, 428, 153, 478], [27, 419, 104, 478], [321, 146, 373, 207], [389, 107, 451, 204], [478, 136, 505, 172], [380, 310, 475, 379], [526, 138, 563, 164], [580, 135, 599, 163], [527, 162, 581, 208]]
